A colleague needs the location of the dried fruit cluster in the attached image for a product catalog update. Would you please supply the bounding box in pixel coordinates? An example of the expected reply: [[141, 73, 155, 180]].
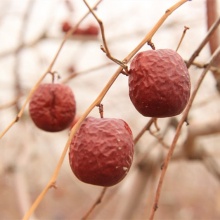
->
[[28, 48, 190, 187], [29, 83, 134, 186], [62, 21, 99, 36]]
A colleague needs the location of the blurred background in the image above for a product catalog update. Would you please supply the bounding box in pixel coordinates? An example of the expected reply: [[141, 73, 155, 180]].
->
[[0, 0, 220, 219]]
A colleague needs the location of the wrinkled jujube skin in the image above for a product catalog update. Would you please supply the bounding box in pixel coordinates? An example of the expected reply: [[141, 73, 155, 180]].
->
[[129, 49, 191, 118], [29, 83, 76, 132], [69, 117, 134, 187]]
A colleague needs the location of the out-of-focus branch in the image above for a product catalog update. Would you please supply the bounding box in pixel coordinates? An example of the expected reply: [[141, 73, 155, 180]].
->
[[134, 119, 154, 144], [149, 46, 220, 220], [206, 0, 220, 91], [186, 16, 220, 68], [11, 2, 38, 219], [202, 154, 220, 181], [119, 152, 163, 220], [81, 187, 107, 220], [13, 0, 35, 113], [14, 123, 38, 220], [183, 115, 220, 158], [0, 33, 46, 58], [61, 62, 113, 84], [206, 0, 219, 54], [186, 60, 220, 74], [0, 98, 20, 110]]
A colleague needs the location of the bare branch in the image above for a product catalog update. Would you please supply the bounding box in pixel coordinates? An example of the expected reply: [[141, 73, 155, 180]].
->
[[206, 0, 220, 91], [81, 187, 107, 220], [183, 115, 220, 157], [186, 16, 220, 68], [149, 46, 220, 220], [83, 0, 128, 70], [176, 26, 190, 52], [206, 0, 219, 54], [134, 118, 155, 145]]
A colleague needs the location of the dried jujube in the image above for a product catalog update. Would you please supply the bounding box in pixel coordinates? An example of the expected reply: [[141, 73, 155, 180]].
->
[[29, 83, 76, 132], [69, 117, 134, 187], [128, 49, 191, 117]]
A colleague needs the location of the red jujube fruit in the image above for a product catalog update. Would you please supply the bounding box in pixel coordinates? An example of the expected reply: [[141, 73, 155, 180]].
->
[[128, 49, 190, 117], [69, 117, 134, 187], [29, 83, 76, 132]]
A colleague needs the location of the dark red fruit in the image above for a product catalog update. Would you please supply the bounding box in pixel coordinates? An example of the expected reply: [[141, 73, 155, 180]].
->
[[62, 21, 71, 32], [29, 83, 76, 132], [72, 24, 99, 36], [73, 27, 85, 35], [84, 24, 99, 36], [129, 49, 190, 118], [69, 117, 134, 187]]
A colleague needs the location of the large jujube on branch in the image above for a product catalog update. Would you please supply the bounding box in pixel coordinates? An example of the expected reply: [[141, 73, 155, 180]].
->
[[69, 117, 134, 187], [128, 49, 191, 117]]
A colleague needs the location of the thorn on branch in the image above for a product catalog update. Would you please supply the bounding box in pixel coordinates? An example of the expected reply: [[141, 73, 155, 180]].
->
[[184, 117, 189, 126], [176, 26, 190, 52], [121, 70, 129, 76], [97, 104, 104, 118], [154, 203, 158, 211], [50, 182, 58, 189], [100, 45, 106, 53], [15, 115, 20, 122]]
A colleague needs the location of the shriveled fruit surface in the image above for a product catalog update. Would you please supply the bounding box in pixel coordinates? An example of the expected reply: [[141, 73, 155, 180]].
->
[[69, 117, 134, 187], [29, 83, 76, 132], [129, 49, 190, 117]]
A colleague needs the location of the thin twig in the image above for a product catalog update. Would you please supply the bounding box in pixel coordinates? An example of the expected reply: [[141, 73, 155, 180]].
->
[[134, 118, 155, 145], [186, 17, 220, 68], [206, 0, 219, 55], [176, 26, 189, 52], [0, 71, 48, 139], [13, 0, 35, 113], [149, 129, 170, 150], [61, 62, 113, 84], [206, 0, 220, 90], [0, 98, 20, 110], [12, 1, 37, 218], [187, 61, 220, 73], [153, 118, 160, 132], [83, 0, 128, 70], [81, 187, 107, 220], [149, 46, 220, 220], [125, 0, 190, 62], [202, 154, 220, 181]]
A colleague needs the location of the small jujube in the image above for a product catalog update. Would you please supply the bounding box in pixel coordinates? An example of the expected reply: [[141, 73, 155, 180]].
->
[[29, 83, 76, 132]]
